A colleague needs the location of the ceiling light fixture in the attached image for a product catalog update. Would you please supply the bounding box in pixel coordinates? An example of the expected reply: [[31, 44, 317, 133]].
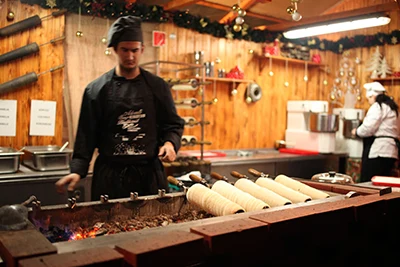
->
[[283, 14, 391, 39], [286, 0, 302, 22]]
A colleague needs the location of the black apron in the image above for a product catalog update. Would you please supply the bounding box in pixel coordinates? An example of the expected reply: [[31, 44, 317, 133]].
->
[[360, 136, 375, 182], [91, 74, 167, 200], [360, 136, 399, 182]]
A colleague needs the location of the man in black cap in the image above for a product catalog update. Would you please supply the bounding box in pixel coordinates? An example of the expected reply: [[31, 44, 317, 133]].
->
[[56, 16, 184, 200]]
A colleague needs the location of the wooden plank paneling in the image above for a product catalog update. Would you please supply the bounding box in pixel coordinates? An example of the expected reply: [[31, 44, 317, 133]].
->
[[0, 3, 64, 149]]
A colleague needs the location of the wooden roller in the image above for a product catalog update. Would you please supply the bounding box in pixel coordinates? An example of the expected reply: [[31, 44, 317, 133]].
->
[[189, 174, 210, 188], [275, 174, 330, 199], [255, 177, 311, 203], [212, 180, 269, 211], [234, 178, 292, 207], [167, 176, 185, 189], [248, 168, 269, 178], [230, 171, 248, 179]]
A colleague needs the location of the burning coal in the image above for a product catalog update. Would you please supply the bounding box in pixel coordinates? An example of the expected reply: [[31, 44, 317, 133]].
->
[[38, 210, 212, 243]]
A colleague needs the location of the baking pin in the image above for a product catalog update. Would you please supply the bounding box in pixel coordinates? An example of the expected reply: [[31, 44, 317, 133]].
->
[[0, 36, 66, 65], [248, 168, 269, 178], [0, 64, 64, 95], [0, 9, 67, 38], [230, 170, 251, 180], [210, 171, 234, 185], [189, 174, 211, 188]]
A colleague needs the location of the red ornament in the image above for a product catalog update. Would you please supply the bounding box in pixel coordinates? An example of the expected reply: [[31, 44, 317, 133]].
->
[[226, 65, 244, 79], [311, 54, 321, 64], [393, 71, 400, 77]]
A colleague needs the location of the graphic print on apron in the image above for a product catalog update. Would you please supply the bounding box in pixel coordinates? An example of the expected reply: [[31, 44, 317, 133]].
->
[[114, 109, 147, 155]]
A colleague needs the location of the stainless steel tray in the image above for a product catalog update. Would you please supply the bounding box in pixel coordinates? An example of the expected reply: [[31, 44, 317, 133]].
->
[[0, 147, 24, 174], [22, 146, 73, 171]]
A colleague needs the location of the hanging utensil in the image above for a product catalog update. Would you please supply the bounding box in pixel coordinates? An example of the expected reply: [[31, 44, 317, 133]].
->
[[0, 9, 67, 37], [0, 36, 65, 65], [0, 64, 64, 95]]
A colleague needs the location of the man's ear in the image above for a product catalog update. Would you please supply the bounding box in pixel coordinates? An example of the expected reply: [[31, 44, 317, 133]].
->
[[141, 43, 145, 53]]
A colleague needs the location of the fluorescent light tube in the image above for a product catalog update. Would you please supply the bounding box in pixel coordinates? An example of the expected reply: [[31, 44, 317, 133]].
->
[[283, 16, 391, 39]]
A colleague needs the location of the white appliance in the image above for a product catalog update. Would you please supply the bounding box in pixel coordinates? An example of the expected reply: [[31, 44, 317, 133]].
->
[[332, 108, 365, 158], [285, 100, 336, 153]]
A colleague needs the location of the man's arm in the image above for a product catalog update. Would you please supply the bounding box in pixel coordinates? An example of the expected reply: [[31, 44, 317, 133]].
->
[[156, 80, 185, 153], [69, 88, 99, 178]]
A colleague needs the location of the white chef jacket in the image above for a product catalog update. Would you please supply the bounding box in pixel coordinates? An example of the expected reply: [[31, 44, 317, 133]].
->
[[356, 102, 399, 159]]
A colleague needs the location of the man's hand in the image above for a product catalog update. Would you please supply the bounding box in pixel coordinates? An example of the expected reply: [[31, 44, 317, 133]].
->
[[158, 141, 176, 162], [351, 128, 357, 136], [55, 173, 81, 194]]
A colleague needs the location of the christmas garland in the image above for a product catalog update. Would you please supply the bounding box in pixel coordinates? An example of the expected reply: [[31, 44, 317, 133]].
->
[[20, 0, 400, 54]]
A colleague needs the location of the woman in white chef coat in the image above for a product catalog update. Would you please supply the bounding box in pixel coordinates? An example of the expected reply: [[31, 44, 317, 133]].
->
[[351, 82, 400, 182]]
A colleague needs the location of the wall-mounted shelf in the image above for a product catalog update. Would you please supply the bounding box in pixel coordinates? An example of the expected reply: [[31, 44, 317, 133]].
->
[[204, 77, 254, 84], [254, 54, 324, 74]]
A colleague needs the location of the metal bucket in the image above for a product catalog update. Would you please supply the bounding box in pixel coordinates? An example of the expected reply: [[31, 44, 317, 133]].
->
[[306, 112, 339, 133], [343, 119, 362, 138]]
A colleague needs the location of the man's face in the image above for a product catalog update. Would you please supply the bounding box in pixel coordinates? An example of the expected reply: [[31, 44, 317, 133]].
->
[[114, 41, 144, 71]]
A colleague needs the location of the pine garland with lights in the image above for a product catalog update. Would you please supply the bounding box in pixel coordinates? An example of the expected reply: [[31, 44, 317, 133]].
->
[[20, 0, 400, 54]]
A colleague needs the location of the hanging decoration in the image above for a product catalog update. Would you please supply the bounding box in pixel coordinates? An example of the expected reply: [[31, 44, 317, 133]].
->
[[6, 9, 15, 22], [365, 46, 382, 79], [76, 0, 83, 37], [46, 0, 57, 9], [377, 57, 392, 78], [284, 59, 289, 87], [287, 0, 302, 21], [329, 51, 361, 107], [231, 1, 247, 33], [19, 0, 400, 54]]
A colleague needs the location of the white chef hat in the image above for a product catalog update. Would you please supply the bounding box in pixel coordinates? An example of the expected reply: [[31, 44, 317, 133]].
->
[[363, 82, 386, 98]]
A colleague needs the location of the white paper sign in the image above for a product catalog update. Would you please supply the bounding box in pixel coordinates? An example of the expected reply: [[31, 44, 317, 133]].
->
[[29, 100, 57, 136], [0, 100, 17, 136]]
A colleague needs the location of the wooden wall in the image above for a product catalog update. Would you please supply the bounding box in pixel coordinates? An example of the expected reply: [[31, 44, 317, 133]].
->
[[157, 0, 400, 150], [1, 0, 398, 152], [0, 1, 64, 149]]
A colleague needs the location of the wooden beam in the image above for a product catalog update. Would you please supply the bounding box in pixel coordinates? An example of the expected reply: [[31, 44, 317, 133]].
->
[[267, 2, 398, 32], [163, 0, 202, 11], [219, 0, 259, 24], [396, 0, 400, 9], [197, 1, 285, 24]]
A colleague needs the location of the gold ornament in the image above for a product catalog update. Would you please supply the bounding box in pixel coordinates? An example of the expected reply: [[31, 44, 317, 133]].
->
[[212, 98, 218, 104], [330, 93, 336, 101], [233, 24, 242, 32], [231, 89, 238, 96], [76, 31, 83, 37], [246, 96, 252, 104], [6, 10, 15, 21], [46, 0, 57, 9], [235, 16, 244, 25], [269, 71, 274, 77], [237, 8, 246, 17], [323, 80, 328, 86], [199, 18, 208, 28], [215, 57, 221, 64], [105, 48, 112, 55], [101, 37, 107, 44], [284, 81, 289, 87], [248, 49, 254, 54], [286, 6, 295, 15], [391, 36, 398, 44], [232, 4, 239, 11]]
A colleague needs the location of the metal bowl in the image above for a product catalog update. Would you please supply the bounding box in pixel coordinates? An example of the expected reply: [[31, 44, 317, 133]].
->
[[306, 112, 339, 133]]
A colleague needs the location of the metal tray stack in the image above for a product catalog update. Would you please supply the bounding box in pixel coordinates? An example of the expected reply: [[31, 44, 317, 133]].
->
[[0, 147, 24, 174], [22, 146, 73, 171]]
